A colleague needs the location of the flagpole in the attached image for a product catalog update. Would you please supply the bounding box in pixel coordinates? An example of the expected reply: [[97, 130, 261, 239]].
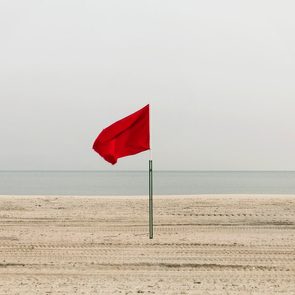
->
[[149, 153, 153, 239], [149, 103, 153, 239]]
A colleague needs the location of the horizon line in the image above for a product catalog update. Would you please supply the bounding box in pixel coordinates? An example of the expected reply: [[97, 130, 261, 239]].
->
[[1, 170, 295, 172]]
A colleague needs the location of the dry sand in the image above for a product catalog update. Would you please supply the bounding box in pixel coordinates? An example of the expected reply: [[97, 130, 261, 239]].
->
[[0, 195, 294, 294]]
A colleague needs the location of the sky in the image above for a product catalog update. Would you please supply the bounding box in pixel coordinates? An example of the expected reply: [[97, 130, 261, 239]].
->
[[1, 0, 295, 171]]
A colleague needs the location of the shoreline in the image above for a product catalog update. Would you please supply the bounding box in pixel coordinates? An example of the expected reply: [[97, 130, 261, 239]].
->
[[0, 193, 295, 199]]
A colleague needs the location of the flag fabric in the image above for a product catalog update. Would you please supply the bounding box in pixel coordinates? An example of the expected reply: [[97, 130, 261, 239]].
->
[[92, 104, 150, 165]]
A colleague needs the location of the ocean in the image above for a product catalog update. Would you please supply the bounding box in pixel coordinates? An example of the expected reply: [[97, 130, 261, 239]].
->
[[0, 171, 295, 195]]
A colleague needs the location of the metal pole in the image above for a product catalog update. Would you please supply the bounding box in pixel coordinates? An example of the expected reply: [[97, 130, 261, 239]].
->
[[149, 159, 153, 239]]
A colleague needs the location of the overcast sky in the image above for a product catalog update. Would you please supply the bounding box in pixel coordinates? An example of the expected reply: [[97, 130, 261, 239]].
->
[[1, 0, 295, 170]]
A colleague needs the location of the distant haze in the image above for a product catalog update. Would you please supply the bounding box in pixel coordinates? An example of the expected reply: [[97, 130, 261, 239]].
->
[[1, 1, 295, 170]]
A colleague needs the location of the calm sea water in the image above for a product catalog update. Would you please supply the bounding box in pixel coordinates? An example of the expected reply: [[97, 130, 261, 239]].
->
[[0, 171, 295, 195]]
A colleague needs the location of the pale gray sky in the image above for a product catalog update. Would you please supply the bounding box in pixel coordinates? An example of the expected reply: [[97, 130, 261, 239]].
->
[[1, 0, 295, 170]]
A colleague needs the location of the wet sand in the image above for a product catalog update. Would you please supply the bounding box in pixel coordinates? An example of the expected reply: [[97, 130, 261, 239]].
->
[[0, 195, 294, 294]]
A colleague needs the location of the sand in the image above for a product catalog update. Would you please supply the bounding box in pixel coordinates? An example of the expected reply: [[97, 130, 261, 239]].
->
[[0, 194, 294, 294]]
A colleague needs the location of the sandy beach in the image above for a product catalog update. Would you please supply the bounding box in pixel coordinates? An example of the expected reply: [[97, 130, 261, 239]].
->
[[0, 195, 294, 294]]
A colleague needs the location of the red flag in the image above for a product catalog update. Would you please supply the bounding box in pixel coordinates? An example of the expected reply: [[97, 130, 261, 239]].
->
[[92, 105, 150, 165]]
